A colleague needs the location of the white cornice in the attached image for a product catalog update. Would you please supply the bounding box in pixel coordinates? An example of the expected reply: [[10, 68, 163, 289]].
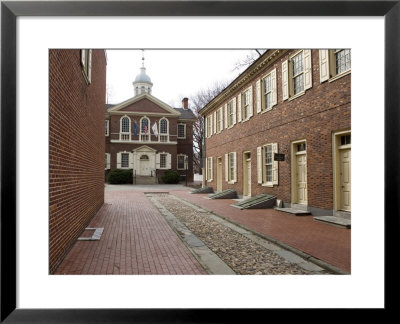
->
[[108, 93, 180, 116]]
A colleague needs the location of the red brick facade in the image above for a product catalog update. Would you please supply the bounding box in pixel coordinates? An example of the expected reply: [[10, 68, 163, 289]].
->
[[105, 96, 194, 182], [49, 49, 107, 273], [200, 49, 351, 214]]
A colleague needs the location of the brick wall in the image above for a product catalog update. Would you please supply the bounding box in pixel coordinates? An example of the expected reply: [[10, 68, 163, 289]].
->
[[105, 114, 194, 182], [49, 49, 107, 273], [203, 49, 351, 211]]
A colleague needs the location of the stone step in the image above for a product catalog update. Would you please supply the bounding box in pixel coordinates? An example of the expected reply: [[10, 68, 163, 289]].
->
[[274, 207, 311, 216], [209, 189, 237, 199], [134, 176, 158, 185], [191, 186, 214, 194], [231, 194, 276, 210], [314, 216, 351, 229]]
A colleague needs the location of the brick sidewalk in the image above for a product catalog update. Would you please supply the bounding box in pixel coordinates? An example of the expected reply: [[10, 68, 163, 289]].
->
[[55, 190, 206, 275], [172, 191, 351, 273]]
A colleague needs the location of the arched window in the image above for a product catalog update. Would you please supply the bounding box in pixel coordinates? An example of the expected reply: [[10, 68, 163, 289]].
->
[[120, 116, 131, 141], [159, 118, 169, 142], [140, 117, 150, 142]]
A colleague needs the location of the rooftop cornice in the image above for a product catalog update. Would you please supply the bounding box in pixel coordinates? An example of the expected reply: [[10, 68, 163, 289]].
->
[[200, 49, 287, 115]]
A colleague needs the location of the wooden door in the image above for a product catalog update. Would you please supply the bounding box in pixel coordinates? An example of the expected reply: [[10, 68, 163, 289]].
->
[[296, 153, 307, 204], [340, 148, 351, 211]]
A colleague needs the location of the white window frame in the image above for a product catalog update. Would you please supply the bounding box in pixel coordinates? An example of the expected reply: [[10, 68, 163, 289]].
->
[[177, 123, 186, 139], [258, 143, 279, 187], [160, 153, 167, 169], [121, 152, 130, 169], [283, 50, 312, 101], [227, 100, 235, 127], [320, 49, 351, 83], [159, 118, 169, 142], [207, 157, 213, 182], [104, 153, 110, 170], [242, 89, 251, 120], [216, 107, 223, 133], [80, 49, 92, 84], [105, 120, 109, 136], [119, 116, 131, 141], [177, 154, 188, 170], [140, 116, 150, 142], [206, 115, 213, 138], [227, 152, 237, 184]]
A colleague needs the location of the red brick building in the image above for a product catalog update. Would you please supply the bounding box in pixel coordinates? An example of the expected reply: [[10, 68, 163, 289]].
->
[[200, 49, 351, 218], [105, 60, 195, 183], [49, 49, 107, 273]]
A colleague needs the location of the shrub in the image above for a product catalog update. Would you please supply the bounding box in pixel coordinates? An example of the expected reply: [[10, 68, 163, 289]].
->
[[161, 170, 180, 184], [107, 169, 133, 184]]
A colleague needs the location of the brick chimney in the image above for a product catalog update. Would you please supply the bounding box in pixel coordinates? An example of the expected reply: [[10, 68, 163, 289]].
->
[[182, 97, 189, 109]]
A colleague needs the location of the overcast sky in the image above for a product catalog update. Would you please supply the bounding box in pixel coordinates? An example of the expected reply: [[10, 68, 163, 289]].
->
[[105, 49, 256, 108]]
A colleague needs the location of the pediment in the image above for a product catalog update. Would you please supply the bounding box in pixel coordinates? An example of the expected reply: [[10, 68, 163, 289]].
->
[[133, 145, 157, 153], [108, 93, 180, 116]]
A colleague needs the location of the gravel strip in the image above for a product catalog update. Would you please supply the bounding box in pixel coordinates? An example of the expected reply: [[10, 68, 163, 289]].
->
[[150, 193, 312, 275]]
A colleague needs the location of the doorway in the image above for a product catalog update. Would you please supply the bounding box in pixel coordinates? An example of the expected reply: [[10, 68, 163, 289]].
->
[[217, 157, 222, 192], [243, 152, 251, 197], [291, 141, 307, 205]]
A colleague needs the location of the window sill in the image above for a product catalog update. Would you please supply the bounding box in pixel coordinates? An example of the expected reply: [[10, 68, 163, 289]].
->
[[262, 183, 274, 187], [328, 70, 351, 83], [207, 179, 213, 183], [228, 180, 236, 185], [288, 91, 305, 102], [260, 107, 273, 115]]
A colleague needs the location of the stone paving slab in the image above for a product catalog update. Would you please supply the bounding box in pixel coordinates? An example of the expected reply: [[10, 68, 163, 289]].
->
[[55, 190, 206, 275], [171, 190, 351, 273]]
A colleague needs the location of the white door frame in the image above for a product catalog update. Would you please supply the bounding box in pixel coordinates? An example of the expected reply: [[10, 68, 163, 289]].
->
[[216, 156, 222, 192], [333, 130, 351, 211], [291, 139, 307, 205], [243, 151, 251, 197]]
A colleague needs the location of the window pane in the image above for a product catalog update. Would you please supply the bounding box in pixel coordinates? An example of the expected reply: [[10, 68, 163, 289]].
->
[[121, 153, 129, 168], [178, 124, 185, 138], [160, 154, 166, 168], [141, 118, 149, 133], [121, 117, 130, 133], [160, 119, 168, 134]]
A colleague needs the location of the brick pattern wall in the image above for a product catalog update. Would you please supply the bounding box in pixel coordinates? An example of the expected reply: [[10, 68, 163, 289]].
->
[[105, 113, 194, 182], [204, 49, 351, 211], [49, 49, 107, 273]]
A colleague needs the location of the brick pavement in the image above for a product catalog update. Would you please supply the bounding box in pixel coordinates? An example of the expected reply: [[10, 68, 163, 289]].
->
[[172, 191, 351, 273], [55, 190, 206, 275]]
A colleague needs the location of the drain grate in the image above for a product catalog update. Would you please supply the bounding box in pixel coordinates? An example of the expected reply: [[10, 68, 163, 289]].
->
[[78, 228, 104, 241]]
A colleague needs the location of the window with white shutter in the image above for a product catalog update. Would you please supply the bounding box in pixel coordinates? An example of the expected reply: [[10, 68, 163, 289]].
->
[[258, 143, 279, 186], [319, 49, 351, 83], [259, 68, 278, 112], [240, 86, 253, 121], [283, 50, 313, 101], [207, 157, 213, 181], [227, 152, 237, 183]]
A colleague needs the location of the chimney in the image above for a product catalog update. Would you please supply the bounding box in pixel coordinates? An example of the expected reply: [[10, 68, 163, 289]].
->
[[182, 97, 189, 110]]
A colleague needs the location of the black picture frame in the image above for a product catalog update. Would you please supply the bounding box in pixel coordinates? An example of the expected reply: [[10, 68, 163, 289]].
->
[[1, 0, 398, 322]]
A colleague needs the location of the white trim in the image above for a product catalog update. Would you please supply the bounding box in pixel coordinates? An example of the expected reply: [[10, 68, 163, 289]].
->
[[119, 115, 131, 141], [177, 154, 188, 170], [107, 93, 180, 116], [105, 120, 109, 136], [177, 123, 186, 139]]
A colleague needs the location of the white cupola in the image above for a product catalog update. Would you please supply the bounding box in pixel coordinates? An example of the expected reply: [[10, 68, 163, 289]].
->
[[133, 50, 153, 96]]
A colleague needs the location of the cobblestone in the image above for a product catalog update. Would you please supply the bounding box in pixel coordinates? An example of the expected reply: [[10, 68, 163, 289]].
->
[[150, 193, 318, 275]]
